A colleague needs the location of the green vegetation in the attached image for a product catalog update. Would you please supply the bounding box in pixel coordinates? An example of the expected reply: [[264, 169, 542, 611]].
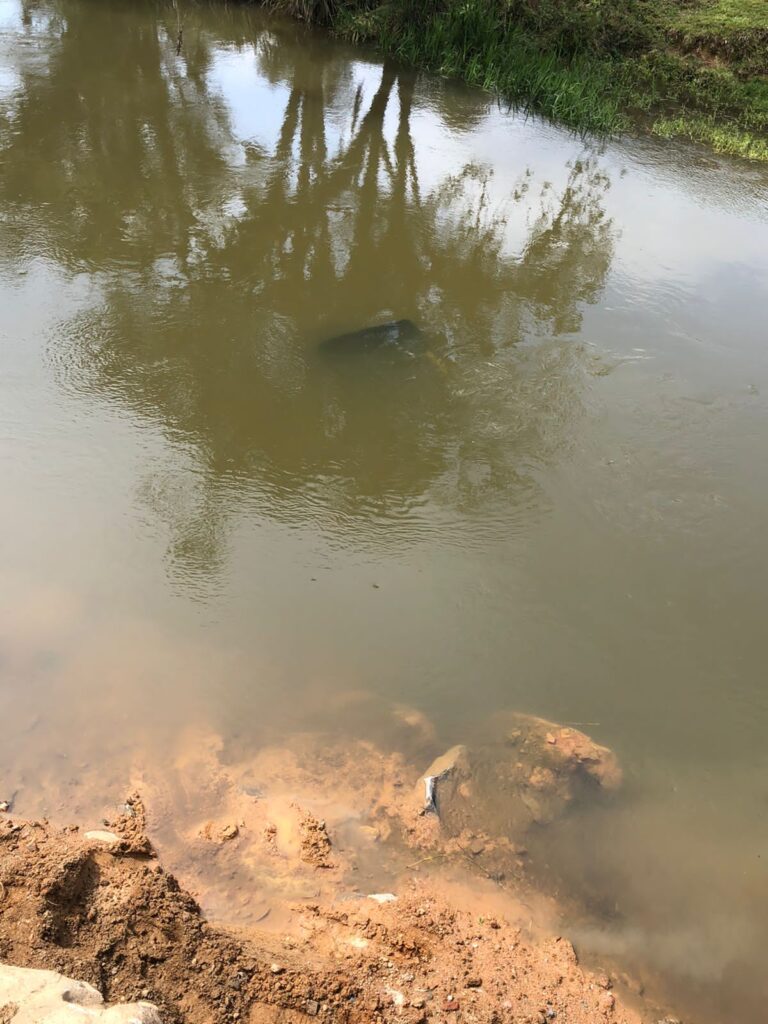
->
[[673, 0, 768, 73], [261, 0, 768, 160]]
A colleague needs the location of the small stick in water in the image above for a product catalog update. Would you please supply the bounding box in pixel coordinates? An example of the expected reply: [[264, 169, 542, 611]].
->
[[172, 0, 183, 55]]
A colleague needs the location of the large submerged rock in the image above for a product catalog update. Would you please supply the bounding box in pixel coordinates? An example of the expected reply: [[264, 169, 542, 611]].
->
[[0, 963, 162, 1022], [404, 713, 622, 852]]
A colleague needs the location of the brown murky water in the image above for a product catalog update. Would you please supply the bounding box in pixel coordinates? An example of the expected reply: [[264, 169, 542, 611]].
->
[[2, 0, 768, 1019]]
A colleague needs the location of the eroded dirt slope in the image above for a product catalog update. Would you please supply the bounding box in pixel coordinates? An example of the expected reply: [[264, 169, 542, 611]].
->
[[0, 808, 639, 1024]]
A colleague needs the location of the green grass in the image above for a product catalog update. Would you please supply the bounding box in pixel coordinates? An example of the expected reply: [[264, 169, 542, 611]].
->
[[629, 49, 768, 135], [678, 0, 768, 34], [262, 0, 768, 160], [653, 114, 768, 161], [672, 0, 768, 73], [334, 2, 635, 134]]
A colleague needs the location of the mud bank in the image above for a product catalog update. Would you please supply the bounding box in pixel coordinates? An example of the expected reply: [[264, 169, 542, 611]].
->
[[0, 713, 677, 1024], [0, 814, 641, 1024]]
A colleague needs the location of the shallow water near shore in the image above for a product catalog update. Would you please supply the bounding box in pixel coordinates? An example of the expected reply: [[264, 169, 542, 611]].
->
[[1, 0, 768, 1019]]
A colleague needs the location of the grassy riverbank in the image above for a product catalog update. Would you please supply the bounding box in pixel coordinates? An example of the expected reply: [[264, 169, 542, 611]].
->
[[263, 0, 768, 160]]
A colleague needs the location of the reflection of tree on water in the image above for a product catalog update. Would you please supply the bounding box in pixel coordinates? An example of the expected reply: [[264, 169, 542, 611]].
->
[[1, 0, 615, 579]]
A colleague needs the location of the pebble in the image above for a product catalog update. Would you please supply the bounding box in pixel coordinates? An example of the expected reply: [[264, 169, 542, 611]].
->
[[367, 893, 397, 903], [270, 964, 285, 975], [385, 988, 405, 1008], [598, 991, 615, 1012], [306, 999, 319, 1016], [84, 830, 120, 845]]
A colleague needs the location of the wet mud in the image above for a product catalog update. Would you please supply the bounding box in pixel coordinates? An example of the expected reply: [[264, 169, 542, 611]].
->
[[0, 705, 677, 1024]]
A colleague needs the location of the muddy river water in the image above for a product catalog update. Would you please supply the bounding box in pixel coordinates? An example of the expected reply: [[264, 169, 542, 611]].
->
[[2, 0, 768, 1019]]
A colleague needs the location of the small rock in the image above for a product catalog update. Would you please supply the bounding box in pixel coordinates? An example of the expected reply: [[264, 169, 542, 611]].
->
[[84, 830, 120, 845], [598, 991, 615, 1012], [298, 813, 333, 867], [367, 893, 397, 903], [0, 801, 9, 813], [220, 823, 239, 841], [443, 997, 460, 1012], [385, 988, 405, 1008], [410, 998, 425, 1009], [465, 978, 482, 988], [420, 746, 466, 782], [306, 999, 320, 1016], [270, 964, 285, 975], [241, 784, 264, 799]]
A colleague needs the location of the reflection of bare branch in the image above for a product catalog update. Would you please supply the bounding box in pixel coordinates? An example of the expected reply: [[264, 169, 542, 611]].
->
[[172, 0, 183, 55], [397, 74, 420, 208], [350, 82, 363, 136]]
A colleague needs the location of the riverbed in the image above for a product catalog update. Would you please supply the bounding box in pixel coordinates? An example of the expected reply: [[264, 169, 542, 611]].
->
[[1, 0, 768, 1020]]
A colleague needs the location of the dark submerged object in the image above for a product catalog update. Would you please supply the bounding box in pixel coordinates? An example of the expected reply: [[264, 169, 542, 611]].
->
[[319, 319, 423, 355]]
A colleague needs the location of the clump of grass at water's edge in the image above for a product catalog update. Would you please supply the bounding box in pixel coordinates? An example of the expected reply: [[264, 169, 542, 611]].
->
[[258, 0, 768, 161]]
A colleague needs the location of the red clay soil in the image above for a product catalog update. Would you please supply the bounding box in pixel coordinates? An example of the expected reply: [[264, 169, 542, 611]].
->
[[0, 803, 644, 1024]]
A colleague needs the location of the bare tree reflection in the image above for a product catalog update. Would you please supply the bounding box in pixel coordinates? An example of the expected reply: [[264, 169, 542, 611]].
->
[[0, 0, 615, 584]]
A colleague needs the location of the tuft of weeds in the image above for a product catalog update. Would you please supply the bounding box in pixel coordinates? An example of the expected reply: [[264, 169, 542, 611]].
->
[[653, 114, 768, 161]]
